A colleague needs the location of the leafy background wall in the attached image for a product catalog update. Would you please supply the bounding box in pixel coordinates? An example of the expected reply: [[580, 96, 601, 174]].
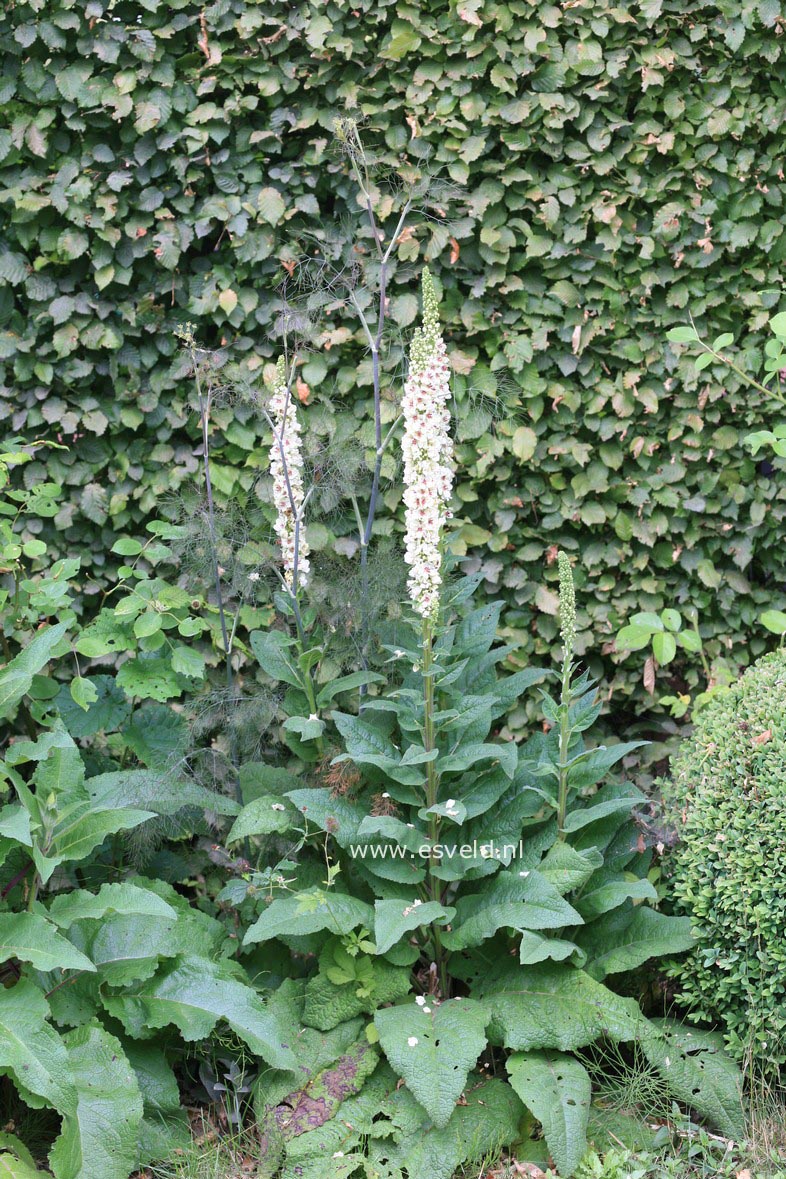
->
[[3, 0, 786, 718]]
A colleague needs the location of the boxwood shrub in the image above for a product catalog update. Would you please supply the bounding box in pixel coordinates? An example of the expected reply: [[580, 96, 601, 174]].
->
[[666, 648, 786, 1068]]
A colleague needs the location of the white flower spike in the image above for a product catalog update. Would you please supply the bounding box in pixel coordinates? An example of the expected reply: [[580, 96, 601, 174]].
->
[[401, 268, 454, 619], [268, 357, 310, 590]]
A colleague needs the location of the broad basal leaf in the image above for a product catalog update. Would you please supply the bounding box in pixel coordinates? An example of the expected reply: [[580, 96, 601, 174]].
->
[[374, 998, 489, 1127], [475, 962, 646, 1051], [574, 876, 657, 921], [577, 907, 695, 979], [114, 956, 298, 1071], [640, 1020, 744, 1139], [46, 881, 176, 928], [0, 981, 76, 1112], [86, 768, 239, 816], [373, 898, 454, 956], [48, 1026, 143, 1179], [442, 870, 582, 951], [371, 1076, 523, 1179], [0, 912, 95, 973], [123, 1042, 191, 1164], [507, 1051, 591, 1176], [244, 893, 373, 946]]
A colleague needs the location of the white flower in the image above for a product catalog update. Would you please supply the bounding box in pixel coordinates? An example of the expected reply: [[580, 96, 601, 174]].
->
[[401, 269, 453, 619], [407, 1036, 419, 1047], [333, 1151, 344, 1158], [271, 803, 286, 812], [267, 357, 310, 589], [445, 798, 456, 808], [519, 870, 530, 878], [422, 1006, 431, 1014], [415, 995, 426, 1006]]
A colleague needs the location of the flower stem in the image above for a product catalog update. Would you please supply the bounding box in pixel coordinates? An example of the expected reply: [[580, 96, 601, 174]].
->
[[556, 650, 572, 840], [422, 619, 449, 996]]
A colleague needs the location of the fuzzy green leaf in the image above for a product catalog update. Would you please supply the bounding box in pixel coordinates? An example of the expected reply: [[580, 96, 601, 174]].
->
[[46, 882, 176, 928], [640, 1021, 744, 1139], [0, 623, 68, 717], [48, 1026, 143, 1179], [476, 962, 646, 1051], [507, 1051, 591, 1176], [373, 899, 454, 956], [115, 956, 298, 1071], [442, 870, 582, 951], [578, 907, 695, 979], [0, 982, 76, 1113], [244, 893, 374, 945], [0, 913, 95, 973], [374, 998, 489, 1127]]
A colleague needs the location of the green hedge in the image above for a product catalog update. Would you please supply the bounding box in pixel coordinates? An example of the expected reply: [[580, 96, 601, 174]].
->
[[3, 0, 786, 714]]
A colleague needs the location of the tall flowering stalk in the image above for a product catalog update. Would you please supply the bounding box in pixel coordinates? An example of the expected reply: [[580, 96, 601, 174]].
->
[[402, 268, 454, 621], [556, 550, 577, 838], [402, 270, 454, 995], [267, 357, 310, 594]]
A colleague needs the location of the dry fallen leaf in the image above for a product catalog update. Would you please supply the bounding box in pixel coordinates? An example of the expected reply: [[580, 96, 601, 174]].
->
[[643, 654, 656, 695], [752, 729, 772, 745]]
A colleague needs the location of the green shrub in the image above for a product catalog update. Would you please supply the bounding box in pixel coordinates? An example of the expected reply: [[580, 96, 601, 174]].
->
[[666, 648, 786, 1068], [3, 0, 786, 719]]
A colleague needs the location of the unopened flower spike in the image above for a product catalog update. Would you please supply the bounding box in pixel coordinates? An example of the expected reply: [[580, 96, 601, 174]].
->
[[402, 268, 454, 619], [268, 356, 310, 590], [557, 550, 576, 659]]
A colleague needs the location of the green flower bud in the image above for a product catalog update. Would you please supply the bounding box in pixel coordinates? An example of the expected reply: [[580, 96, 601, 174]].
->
[[557, 551, 576, 657]]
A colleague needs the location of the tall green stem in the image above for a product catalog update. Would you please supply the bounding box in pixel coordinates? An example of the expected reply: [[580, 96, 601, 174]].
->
[[422, 620, 448, 995], [556, 651, 572, 840], [556, 551, 577, 840]]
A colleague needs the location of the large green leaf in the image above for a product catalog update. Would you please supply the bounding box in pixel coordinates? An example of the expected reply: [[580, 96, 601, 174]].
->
[[227, 795, 299, 843], [77, 905, 210, 986], [86, 768, 239, 816], [640, 1021, 745, 1139], [0, 981, 76, 1112], [244, 893, 373, 946], [0, 912, 95, 973], [0, 1151, 47, 1178], [373, 898, 454, 956], [48, 1025, 143, 1179], [475, 962, 646, 1051], [442, 870, 582, 951], [370, 1076, 523, 1179], [374, 998, 489, 1127], [31, 725, 85, 800], [577, 907, 696, 979], [507, 1051, 591, 1177], [574, 876, 657, 921], [250, 629, 303, 688], [46, 882, 176, 928], [34, 804, 156, 883], [0, 623, 68, 717], [123, 1042, 191, 1164], [113, 956, 298, 1070]]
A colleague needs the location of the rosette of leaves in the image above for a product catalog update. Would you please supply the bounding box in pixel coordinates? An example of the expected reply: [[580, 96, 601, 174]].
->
[[236, 571, 744, 1176], [0, 646, 303, 1179]]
